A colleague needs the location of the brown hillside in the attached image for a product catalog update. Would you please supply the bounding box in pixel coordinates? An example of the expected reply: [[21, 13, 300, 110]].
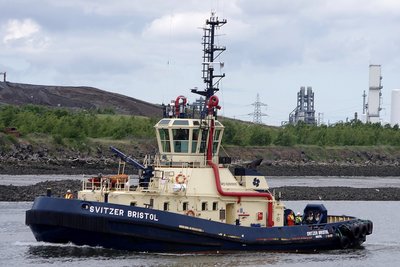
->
[[0, 81, 162, 117]]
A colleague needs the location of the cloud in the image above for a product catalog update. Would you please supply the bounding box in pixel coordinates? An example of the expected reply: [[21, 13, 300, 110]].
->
[[142, 12, 208, 40], [0, 0, 399, 124], [2, 18, 50, 51], [3, 18, 39, 43]]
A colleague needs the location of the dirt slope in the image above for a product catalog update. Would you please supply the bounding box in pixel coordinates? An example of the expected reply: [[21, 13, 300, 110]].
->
[[0, 81, 162, 117]]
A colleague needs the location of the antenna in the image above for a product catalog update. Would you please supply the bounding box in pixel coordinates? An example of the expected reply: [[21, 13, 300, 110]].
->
[[250, 93, 268, 124], [191, 13, 226, 117]]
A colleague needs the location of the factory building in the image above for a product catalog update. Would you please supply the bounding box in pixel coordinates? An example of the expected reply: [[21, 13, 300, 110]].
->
[[289, 86, 316, 125]]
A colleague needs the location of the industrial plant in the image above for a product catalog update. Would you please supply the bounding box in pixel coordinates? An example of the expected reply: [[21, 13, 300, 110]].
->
[[363, 65, 383, 123], [288, 86, 316, 125]]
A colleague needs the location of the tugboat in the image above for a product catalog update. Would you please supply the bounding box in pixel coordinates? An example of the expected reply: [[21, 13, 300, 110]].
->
[[26, 13, 373, 252]]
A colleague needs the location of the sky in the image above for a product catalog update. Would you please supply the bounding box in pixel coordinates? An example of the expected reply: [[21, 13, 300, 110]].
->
[[1, 0, 399, 126]]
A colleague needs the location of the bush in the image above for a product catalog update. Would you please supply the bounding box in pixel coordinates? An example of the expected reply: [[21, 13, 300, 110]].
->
[[1, 104, 400, 148]]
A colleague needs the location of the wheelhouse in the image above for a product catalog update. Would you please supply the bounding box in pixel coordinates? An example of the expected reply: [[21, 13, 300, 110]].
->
[[155, 118, 224, 166]]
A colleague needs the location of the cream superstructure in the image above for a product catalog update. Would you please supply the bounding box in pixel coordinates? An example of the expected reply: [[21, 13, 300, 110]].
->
[[78, 114, 285, 228]]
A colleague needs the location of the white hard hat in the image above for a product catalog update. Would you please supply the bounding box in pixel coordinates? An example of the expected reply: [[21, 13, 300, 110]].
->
[[297, 212, 301, 215], [67, 189, 71, 193]]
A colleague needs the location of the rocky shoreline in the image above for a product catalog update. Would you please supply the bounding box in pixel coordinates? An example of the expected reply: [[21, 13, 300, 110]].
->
[[1, 159, 400, 177], [1, 179, 399, 202], [1, 141, 400, 177], [1, 143, 399, 201]]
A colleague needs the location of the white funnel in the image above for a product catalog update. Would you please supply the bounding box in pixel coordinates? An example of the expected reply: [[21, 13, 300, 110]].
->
[[391, 89, 400, 126]]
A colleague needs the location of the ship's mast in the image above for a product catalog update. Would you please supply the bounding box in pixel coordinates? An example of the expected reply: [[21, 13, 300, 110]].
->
[[192, 13, 226, 117]]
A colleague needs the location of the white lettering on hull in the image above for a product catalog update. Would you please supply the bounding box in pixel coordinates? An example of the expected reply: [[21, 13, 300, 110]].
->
[[306, 229, 329, 236], [88, 206, 159, 221]]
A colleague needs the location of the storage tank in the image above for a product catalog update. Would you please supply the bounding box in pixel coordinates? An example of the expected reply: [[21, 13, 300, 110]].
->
[[391, 89, 400, 126]]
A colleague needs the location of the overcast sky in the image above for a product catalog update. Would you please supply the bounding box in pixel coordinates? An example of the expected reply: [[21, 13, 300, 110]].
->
[[1, 0, 399, 125]]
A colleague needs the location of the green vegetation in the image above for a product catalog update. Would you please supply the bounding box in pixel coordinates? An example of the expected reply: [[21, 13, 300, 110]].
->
[[0, 105, 156, 143], [1, 105, 400, 148], [221, 119, 400, 147]]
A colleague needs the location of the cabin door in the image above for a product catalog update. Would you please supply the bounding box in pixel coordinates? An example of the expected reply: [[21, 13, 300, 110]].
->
[[226, 203, 236, 224]]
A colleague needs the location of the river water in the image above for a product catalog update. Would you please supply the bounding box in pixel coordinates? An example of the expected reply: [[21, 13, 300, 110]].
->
[[1, 175, 399, 266], [1, 174, 400, 188]]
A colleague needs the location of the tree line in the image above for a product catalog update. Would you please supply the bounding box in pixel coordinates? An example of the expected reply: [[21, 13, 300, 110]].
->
[[1, 105, 399, 147], [221, 119, 400, 146], [0, 105, 156, 144]]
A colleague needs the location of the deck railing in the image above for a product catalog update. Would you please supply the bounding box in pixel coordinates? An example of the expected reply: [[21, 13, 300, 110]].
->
[[327, 215, 354, 223]]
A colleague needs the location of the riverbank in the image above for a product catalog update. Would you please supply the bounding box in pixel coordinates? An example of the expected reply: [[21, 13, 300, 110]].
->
[[1, 141, 400, 176], [1, 159, 400, 177], [1, 179, 399, 201]]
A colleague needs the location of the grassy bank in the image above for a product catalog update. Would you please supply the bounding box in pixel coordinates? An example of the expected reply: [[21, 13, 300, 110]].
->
[[1, 104, 400, 166]]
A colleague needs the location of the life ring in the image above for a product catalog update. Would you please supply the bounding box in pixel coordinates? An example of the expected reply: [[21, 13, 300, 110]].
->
[[175, 173, 187, 184], [186, 210, 195, 216]]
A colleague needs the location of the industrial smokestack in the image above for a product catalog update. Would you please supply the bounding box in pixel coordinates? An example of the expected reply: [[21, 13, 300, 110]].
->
[[391, 89, 400, 126]]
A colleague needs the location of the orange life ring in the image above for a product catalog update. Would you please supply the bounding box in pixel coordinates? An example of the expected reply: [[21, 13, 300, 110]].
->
[[175, 173, 187, 184], [186, 210, 195, 216]]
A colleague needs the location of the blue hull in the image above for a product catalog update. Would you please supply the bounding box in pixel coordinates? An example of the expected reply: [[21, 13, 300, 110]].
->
[[26, 196, 369, 252]]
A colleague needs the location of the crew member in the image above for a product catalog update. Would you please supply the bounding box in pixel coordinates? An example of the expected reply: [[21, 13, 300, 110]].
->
[[287, 211, 295, 226], [65, 189, 73, 199], [306, 211, 314, 224], [295, 212, 302, 225], [314, 212, 321, 223]]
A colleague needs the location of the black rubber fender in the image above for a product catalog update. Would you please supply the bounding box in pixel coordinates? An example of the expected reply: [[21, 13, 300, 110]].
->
[[361, 224, 368, 237], [340, 235, 350, 249], [339, 224, 351, 235], [367, 221, 373, 235], [352, 224, 361, 239]]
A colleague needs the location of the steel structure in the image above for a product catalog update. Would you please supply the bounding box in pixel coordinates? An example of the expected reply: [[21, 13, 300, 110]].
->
[[366, 65, 383, 123], [289, 86, 316, 125], [250, 93, 267, 124]]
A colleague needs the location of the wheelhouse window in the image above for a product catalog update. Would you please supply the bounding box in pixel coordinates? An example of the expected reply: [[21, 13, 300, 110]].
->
[[173, 120, 189, 126], [158, 119, 170, 125], [173, 129, 189, 153], [199, 130, 208, 153], [191, 129, 199, 153], [159, 129, 171, 152], [213, 129, 221, 153]]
